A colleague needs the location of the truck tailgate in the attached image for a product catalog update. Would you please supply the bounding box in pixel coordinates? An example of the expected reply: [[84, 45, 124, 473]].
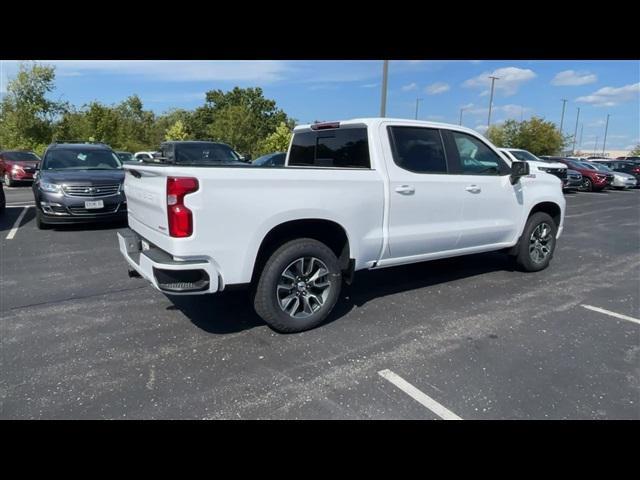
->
[[123, 165, 169, 235]]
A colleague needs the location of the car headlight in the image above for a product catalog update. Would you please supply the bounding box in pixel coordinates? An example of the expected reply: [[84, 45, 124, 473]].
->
[[40, 182, 62, 193], [12, 164, 23, 172]]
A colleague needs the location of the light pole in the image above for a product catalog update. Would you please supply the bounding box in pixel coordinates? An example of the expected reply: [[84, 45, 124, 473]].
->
[[459, 107, 466, 126], [414, 98, 423, 120], [559, 99, 568, 134], [487, 76, 499, 126], [572, 107, 580, 155], [578, 123, 584, 151], [380, 60, 389, 118], [602, 114, 610, 157]]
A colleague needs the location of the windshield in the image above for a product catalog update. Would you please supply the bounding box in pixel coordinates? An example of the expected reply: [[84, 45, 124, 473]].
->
[[117, 152, 134, 162], [43, 149, 122, 170], [509, 150, 540, 162], [577, 162, 597, 170], [253, 152, 285, 166], [165, 143, 241, 165], [3, 151, 40, 162], [592, 163, 612, 172]]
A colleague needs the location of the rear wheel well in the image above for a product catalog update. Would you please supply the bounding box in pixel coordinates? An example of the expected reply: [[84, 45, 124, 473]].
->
[[251, 219, 351, 284], [529, 202, 561, 227]]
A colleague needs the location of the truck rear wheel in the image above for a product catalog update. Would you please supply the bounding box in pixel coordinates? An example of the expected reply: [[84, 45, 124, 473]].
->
[[514, 212, 557, 272], [253, 238, 342, 333]]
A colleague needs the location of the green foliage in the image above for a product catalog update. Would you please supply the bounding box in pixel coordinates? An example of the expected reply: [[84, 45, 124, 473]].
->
[[630, 144, 640, 156], [0, 65, 291, 158], [486, 117, 566, 156], [165, 120, 190, 141], [0, 62, 67, 152], [257, 122, 292, 156]]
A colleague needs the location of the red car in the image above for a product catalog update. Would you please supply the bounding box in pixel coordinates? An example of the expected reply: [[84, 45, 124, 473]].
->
[[0, 150, 41, 187], [548, 157, 613, 191]]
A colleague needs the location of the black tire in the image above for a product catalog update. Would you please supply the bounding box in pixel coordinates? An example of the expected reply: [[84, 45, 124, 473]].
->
[[253, 238, 342, 333], [579, 177, 592, 192], [4, 173, 14, 187], [35, 210, 50, 230], [514, 212, 557, 272]]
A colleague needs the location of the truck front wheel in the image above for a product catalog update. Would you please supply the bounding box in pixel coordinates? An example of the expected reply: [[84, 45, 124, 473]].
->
[[253, 238, 342, 333], [514, 212, 557, 272]]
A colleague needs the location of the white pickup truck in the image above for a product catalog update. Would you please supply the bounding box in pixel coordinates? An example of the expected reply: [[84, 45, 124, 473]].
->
[[118, 118, 565, 332]]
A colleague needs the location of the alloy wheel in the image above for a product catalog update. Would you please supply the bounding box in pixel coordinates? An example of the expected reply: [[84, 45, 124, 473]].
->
[[276, 257, 331, 319]]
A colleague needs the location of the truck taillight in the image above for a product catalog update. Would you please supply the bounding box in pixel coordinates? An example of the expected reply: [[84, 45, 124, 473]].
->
[[167, 177, 199, 238]]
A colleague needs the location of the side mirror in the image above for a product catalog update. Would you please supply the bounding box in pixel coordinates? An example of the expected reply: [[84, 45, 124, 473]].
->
[[510, 161, 530, 185]]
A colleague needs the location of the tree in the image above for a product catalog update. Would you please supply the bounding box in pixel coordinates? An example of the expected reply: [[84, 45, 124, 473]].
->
[[486, 117, 565, 155], [630, 144, 640, 156], [208, 105, 261, 155], [257, 121, 292, 155], [0, 62, 67, 154], [165, 120, 190, 141]]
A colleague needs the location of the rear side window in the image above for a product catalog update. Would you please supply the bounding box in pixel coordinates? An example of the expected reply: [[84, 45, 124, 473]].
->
[[388, 126, 447, 174], [289, 127, 370, 168]]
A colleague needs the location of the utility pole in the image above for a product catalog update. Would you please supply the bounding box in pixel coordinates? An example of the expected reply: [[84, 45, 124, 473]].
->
[[414, 98, 423, 120], [601, 114, 610, 157], [487, 76, 499, 126], [572, 107, 580, 155], [459, 107, 466, 126], [579, 123, 584, 151], [380, 60, 389, 118], [559, 99, 568, 134]]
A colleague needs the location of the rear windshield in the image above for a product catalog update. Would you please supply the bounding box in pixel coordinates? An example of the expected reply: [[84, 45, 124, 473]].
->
[[3, 151, 40, 162], [289, 127, 370, 168], [43, 149, 122, 170], [163, 143, 241, 165]]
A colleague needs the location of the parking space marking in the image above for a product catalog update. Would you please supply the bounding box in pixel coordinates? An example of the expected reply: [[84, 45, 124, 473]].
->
[[378, 369, 462, 420], [581, 305, 640, 326], [5, 206, 31, 240]]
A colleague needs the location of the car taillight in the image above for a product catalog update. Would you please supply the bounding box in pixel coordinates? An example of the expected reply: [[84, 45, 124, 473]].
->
[[167, 176, 199, 237]]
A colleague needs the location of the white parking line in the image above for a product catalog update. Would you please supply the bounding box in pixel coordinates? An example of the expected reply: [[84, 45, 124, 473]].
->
[[5, 206, 31, 240], [378, 369, 462, 420], [581, 305, 640, 326]]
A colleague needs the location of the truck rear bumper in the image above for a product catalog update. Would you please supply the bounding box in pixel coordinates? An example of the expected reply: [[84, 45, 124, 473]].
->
[[117, 228, 219, 295]]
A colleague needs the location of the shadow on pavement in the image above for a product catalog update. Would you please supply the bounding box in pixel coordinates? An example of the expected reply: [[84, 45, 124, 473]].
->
[[169, 250, 517, 335]]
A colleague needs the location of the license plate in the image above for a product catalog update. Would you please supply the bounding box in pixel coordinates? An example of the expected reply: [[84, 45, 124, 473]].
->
[[84, 200, 104, 209]]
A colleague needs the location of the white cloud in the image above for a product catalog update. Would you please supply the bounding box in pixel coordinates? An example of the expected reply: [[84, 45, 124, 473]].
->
[[361, 83, 378, 88], [463, 67, 537, 96], [38, 60, 292, 83], [425, 82, 450, 95], [576, 82, 640, 107], [551, 70, 597, 86], [401, 82, 418, 92]]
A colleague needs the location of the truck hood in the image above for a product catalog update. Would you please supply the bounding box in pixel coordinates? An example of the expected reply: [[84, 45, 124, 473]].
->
[[39, 169, 125, 185]]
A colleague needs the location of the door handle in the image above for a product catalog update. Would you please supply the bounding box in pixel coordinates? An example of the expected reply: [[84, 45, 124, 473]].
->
[[465, 185, 481, 193], [395, 185, 415, 195]]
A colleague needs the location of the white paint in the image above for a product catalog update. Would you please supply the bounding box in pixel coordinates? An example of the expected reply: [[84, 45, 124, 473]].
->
[[378, 369, 462, 420], [5, 206, 31, 240], [581, 304, 640, 326]]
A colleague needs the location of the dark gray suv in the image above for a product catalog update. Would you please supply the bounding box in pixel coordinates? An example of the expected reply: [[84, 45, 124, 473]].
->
[[32, 142, 127, 229]]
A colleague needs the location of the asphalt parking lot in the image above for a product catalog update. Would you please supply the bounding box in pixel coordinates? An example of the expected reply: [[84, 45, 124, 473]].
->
[[1, 185, 639, 419]]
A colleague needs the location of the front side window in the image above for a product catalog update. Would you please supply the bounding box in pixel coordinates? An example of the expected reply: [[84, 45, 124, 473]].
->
[[289, 127, 370, 168], [451, 132, 503, 175], [43, 149, 122, 170], [388, 126, 447, 174]]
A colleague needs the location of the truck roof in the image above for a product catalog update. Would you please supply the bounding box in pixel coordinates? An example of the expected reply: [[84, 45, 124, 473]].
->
[[294, 117, 482, 136]]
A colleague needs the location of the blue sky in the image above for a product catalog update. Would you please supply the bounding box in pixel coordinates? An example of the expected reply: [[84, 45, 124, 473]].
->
[[1, 60, 639, 151]]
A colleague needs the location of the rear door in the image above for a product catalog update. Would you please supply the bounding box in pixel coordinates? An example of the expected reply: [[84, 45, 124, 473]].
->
[[443, 129, 522, 249], [123, 165, 170, 235], [382, 125, 465, 259]]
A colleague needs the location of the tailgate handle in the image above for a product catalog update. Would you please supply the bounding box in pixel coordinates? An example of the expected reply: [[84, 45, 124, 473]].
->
[[128, 169, 142, 178]]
